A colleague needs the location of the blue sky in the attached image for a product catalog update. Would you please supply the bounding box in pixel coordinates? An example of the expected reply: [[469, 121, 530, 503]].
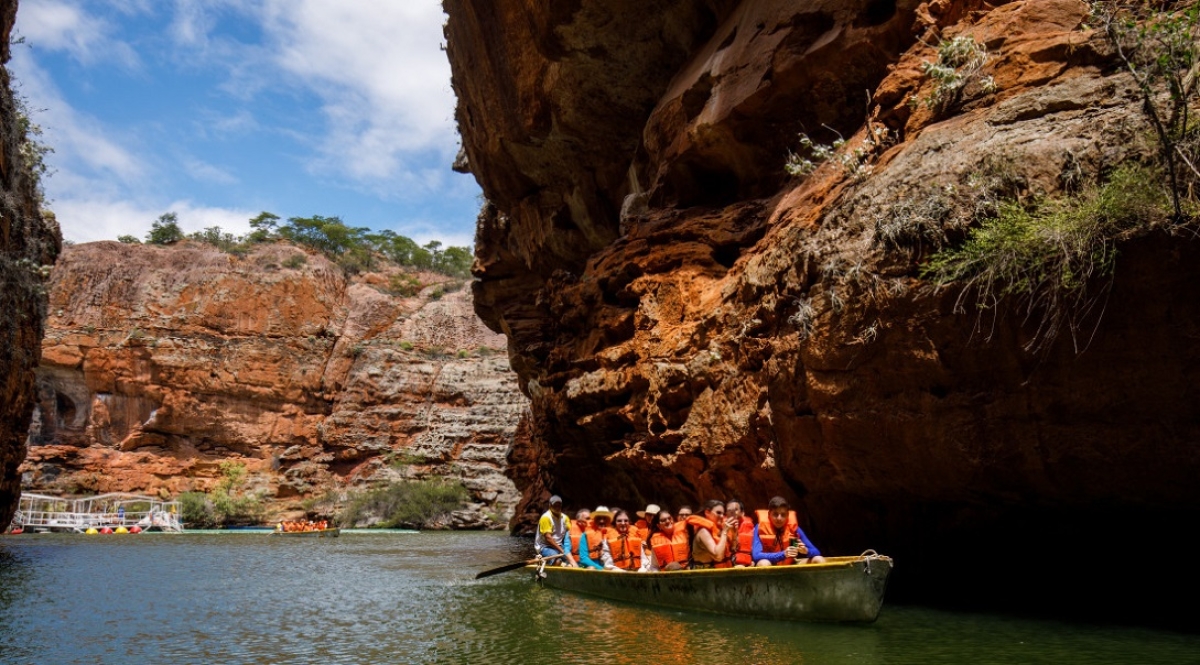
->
[[9, 0, 481, 247]]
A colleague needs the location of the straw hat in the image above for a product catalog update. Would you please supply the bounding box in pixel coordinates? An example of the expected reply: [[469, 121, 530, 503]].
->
[[636, 503, 661, 518], [591, 505, 613, 519]]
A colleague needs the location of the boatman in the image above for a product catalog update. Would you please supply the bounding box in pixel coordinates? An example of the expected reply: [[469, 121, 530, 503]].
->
[[534, 495, 577, 567]]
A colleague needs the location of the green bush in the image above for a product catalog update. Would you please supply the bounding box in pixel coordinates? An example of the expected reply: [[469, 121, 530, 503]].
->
[[388, 273, 422, 297], [180, 461, 267, 527], [338, 479, 470, 528], [923, 164, 1172, 349], [282, 254, 307, 269], [920, 35, 995, 108], [179, 491, 219, 528]]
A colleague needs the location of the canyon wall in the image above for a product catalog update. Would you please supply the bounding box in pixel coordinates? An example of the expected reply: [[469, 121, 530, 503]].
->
[[446, 0, 1200, 617], [0, 0, 61, 528], [25, 241, 525, 527]]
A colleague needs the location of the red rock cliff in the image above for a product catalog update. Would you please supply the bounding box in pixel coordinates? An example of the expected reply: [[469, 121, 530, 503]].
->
[[0, 0, 62, 528], [25, 241, 525, 527], [447, 0, 1200, 616]]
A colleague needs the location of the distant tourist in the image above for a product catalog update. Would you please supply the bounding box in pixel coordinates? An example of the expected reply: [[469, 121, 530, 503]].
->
[[568, 508, 591, 560], [603, 509, 643, 572], [634, 503, 659, 540], [533, 495, 576, 567], [577, 506, 613, 570], [753, 496, 825, 566], [643, 509, 688, 571], [726, 499, 754, 567], [688, 500, 731, 569]]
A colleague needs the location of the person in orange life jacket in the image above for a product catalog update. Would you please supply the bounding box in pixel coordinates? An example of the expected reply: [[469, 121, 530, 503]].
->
[[687, 500, 735, 569], [577, 506, 613, 570], [601, 509, 644, 571], [534, 495, 577, 566], [726, 499, 755, 567], [634, 503, 660, 541], [567, 508, 591, 559], [642, 509, 690, 571], [752, 496, 825, 566], [676, 505, 693, 522]]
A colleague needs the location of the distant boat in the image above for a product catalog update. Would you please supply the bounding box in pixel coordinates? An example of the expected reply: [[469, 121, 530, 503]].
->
[[527, 552, 893, 622], [271, 527, 341, 538]]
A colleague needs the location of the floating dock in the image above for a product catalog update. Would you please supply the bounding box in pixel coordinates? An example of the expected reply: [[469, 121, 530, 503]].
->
[[11, 492, 184, 533]]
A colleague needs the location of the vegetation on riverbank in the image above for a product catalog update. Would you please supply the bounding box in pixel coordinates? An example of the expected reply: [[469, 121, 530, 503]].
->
[[335, 479, 471, 529], [178, 461, 268, 528]]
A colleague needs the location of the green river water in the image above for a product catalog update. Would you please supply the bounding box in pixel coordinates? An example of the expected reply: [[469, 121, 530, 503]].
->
[[1, 531, 1196, 664]]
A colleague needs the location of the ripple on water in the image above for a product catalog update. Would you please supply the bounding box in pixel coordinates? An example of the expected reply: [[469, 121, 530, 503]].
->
[[2, 532, 1199, 665]]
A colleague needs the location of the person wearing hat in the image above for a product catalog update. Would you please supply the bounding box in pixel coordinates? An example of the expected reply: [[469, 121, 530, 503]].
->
[[534, 495, 577, 567], [577, 506, 613, 570], [634, 503, 660, 541]]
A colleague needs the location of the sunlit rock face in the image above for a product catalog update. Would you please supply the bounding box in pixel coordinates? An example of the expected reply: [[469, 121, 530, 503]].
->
[[0, 0, 62, 528], [25, 241, 526, 527], [447, 0, 1200, 616]]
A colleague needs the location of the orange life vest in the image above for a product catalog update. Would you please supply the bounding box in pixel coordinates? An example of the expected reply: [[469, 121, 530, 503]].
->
[[605, 529, 643, 570], [685, 515, 731, 568], [634, 519, 650, 541], [649, 528, 690, 568], [755, 509, 800, 565], [568, 520, 587, 555], [584, 527, 608, 562], [732, 516, 755, 566]]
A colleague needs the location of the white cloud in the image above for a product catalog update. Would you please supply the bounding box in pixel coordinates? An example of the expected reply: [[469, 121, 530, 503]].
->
[[182, 157, 238, 186], [7, 53, 145, 187], [14, 0, 139, 68], [54, 196, 255, 244], [259, 1, 457, 185]]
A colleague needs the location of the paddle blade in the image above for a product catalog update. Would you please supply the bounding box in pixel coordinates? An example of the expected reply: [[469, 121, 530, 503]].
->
[[475, 560, 531, 579]]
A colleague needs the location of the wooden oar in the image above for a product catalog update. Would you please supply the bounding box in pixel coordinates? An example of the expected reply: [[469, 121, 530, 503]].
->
[[475, 553, 564, 579]]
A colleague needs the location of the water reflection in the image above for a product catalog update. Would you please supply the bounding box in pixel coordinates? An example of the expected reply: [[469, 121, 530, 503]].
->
[[1, 532, 1197, 665]]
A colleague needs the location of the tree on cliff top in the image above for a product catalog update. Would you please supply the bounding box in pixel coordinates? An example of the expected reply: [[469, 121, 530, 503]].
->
[[146, 212, 184, 245]]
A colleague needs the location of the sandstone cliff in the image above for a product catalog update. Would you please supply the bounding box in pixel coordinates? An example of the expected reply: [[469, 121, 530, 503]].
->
[[25, 241, 525, 527], [447, 0, 1200, 616], [0, 0, 62, 528]]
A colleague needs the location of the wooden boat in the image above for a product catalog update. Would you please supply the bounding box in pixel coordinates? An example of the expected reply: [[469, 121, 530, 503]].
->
[[271, 527, 341, 538], [526, 552, 892, 623]]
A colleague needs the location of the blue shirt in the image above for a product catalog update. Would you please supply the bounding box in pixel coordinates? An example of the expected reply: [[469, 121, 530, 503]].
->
[[577, 533, 605, 570], [751, 524, 820, 564]]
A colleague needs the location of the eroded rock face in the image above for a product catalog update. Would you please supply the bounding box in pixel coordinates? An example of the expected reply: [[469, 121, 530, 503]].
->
[[448, 0, 1200, 615], [0, 0, 62, 528], [25, 241, 524, 527]]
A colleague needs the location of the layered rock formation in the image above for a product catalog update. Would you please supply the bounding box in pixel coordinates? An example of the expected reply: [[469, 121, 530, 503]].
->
[[0, 0, 62, 528], [25, 241, 524, 527], [447, 0, 1200, 617]]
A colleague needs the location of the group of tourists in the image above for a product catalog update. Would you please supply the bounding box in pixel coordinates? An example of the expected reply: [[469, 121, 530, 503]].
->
[[534, 494, 825, 572], [277, 519, 330, 533]]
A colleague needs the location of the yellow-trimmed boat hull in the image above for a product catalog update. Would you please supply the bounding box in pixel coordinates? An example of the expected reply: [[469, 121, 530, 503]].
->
[[528, 554, 892, 622]]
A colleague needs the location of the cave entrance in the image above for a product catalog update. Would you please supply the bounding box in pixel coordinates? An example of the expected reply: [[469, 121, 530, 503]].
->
[[56, 392, 77, 429]]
